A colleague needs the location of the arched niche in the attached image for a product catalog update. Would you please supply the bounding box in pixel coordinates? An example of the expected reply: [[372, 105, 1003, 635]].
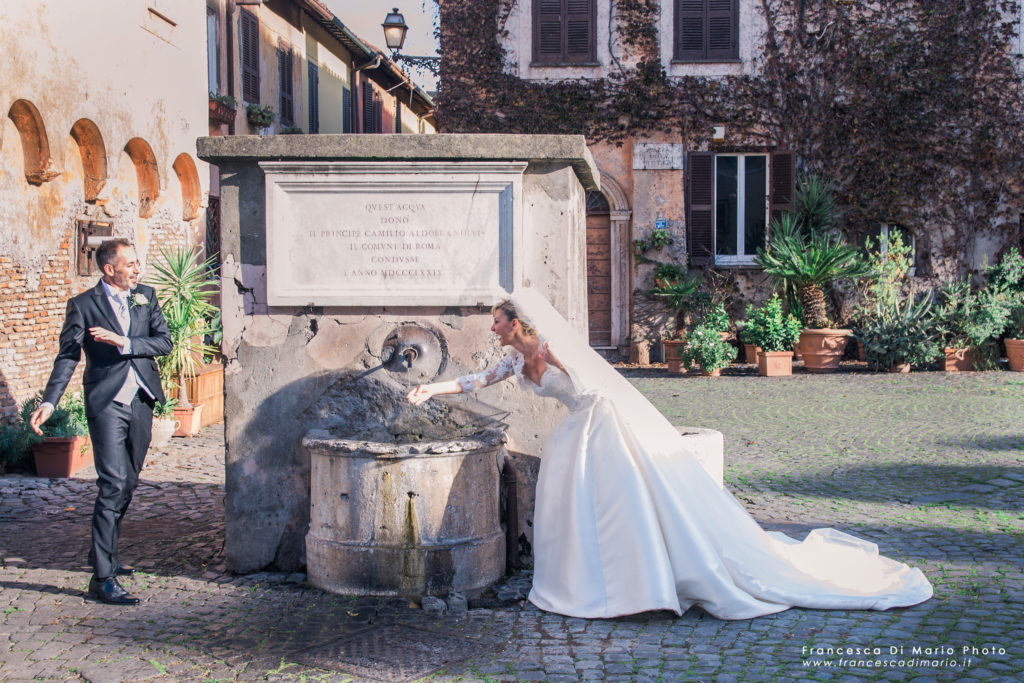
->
[[69, 119, 107, 201], [7, 99, 59, 185], [172, 153, 202, 221], [123, 137, 160, 218]]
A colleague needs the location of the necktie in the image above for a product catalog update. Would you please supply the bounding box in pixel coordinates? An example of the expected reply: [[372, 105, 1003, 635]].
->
[[112, 293, 139, 404]]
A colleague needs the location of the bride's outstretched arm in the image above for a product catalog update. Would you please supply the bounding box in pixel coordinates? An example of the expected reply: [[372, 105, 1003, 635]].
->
[[406, 380, 462, 405]]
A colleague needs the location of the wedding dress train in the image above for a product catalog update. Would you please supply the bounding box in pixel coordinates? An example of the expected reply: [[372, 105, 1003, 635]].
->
[[458, 289, 932, 619]]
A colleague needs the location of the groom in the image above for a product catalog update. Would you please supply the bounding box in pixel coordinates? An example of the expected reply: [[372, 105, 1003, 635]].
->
[[30, 238, 171, 605]]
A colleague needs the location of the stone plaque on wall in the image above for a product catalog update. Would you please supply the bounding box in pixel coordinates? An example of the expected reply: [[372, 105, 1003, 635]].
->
[[632, 143, 684, 170], [261, 161, 526, 306]]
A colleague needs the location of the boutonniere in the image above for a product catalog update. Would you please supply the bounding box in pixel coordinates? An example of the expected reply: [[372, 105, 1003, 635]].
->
[[129, 291, 148, 309]]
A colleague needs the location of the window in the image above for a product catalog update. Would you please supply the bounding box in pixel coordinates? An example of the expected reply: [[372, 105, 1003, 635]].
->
[[240, 9, 259, 103], [714, 155, 766, 265], [687, 151, 794, 267], [675, 0, 738, 61], [206, 7, 219, 93], [308, 62, 319, 133], [362, 84, 382, 133], [342, 86, 353, 133], [277, 44, 294, 127], [533, 0, 596, 64]]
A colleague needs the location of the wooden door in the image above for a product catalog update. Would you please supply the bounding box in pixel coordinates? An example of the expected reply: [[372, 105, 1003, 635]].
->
[[586, 192, 611, 347]]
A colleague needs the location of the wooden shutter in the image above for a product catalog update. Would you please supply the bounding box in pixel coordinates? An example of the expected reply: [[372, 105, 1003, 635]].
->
[[676, 0, 706, 60], [687, 152, 715, 267], [769, 150, 795, 228], [565, 0, 595, 63], [534, 0, 563, 63], [394, 98, 402, 133], [240, 10, 260, 103], [308, 62, 319, 133], [707, 0, 738, 60], [374, 92, 383, 134], [342, 86, 352, 133], [277, 46, 293, 127]]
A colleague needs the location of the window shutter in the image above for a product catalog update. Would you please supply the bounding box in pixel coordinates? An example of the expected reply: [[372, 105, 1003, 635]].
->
[[277, 47, 294, 126], [395, 98, 402, 133], [362, 84, 375, 133], [308, 62, 319, 133], [240, 10, 259, 103], [534, 0, 563, 63], [565, 0, 594, 63], [342, 86, 352, 133], [769, 150, 796, 228], [707, 0, 737, 60], [374, 91, 383, 134], [687, 152, 715, 267], [676, 0, 706, 60]]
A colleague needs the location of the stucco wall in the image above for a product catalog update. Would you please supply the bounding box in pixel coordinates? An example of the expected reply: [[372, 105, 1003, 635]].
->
[[0, 1, 209, 419]]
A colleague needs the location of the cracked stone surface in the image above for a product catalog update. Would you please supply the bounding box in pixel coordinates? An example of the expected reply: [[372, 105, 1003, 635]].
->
[[2, 367, 1023, 681]]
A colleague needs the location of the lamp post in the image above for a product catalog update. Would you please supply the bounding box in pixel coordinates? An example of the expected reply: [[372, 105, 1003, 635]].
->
[[381, 8, 440, 77]]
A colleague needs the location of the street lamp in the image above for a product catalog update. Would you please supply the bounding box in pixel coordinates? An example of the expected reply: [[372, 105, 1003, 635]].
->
[[381, 7, 440, 76]]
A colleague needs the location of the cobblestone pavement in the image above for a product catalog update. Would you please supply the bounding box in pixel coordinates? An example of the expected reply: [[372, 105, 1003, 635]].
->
[[2, 366, 1023, 681]]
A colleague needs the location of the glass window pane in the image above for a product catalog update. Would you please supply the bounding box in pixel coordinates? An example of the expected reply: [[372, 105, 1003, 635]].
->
[[716, 156, 737, 256], [744, 156, 767, 255]]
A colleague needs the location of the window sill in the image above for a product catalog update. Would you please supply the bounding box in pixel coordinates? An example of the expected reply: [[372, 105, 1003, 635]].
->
[[529, 61, 601, 68], [713, 259, 761, 269], [671, 59, 741, 65]]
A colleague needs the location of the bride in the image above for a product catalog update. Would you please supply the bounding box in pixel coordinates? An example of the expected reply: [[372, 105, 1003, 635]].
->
[[406, 289, 932, 620]]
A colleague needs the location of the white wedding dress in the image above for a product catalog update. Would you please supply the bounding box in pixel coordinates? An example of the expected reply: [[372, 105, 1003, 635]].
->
[[457, 290, 932, 620]]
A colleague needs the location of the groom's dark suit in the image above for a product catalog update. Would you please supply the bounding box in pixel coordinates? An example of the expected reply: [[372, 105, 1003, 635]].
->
[[41, 280, 172, 580]]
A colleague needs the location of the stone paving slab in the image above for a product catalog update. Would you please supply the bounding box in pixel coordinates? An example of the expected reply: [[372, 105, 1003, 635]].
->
[[2, 368, 1024, 681]]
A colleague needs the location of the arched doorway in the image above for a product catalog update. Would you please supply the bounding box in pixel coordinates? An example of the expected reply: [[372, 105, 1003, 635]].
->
[[586, 190, 612, 347]]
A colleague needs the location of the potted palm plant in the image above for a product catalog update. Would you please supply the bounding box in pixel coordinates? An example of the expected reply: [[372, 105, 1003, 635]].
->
[[756, 213, 872, 372], [744, 295, 802, 376], [649, 265, 701, 374], [150, 247, 219, 436]]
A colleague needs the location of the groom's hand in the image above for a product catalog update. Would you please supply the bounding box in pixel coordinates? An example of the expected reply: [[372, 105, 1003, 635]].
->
[[29, 403, 53, 436], [89, 326, 127, 348]]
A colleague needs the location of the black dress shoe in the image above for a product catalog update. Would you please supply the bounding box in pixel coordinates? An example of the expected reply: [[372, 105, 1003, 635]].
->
[[116, 564, 135, 577], [88, 576, 140, 605]]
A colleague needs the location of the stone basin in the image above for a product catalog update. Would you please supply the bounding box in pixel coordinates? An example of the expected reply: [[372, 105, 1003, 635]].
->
[[303, 428, 506, 598]]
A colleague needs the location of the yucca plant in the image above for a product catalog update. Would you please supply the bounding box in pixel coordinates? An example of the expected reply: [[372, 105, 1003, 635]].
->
[[756, 229, 873, 329], [148, 247, 219, 409], [854, 294, 941, 371]]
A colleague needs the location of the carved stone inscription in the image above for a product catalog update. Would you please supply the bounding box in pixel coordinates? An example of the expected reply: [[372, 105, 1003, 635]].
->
[[262, 162, 526, 306]]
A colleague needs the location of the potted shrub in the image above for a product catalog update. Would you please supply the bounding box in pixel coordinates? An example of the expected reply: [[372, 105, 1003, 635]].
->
[[854, 295, 941, 373], [18, 393, 92, 477], [933, 279, 1009, 372], [150, 247, 219, 436], [246, 103, 275, 129], [150, 398, 179, 448], [984, 247, 1024, 371], [756, 215, 872, 372], [744, 295, 802, 376], [649, 268, 701, 374], [735, 320, 760, 364], [680, 321, 736, 377], [209, 92, 237, 125]]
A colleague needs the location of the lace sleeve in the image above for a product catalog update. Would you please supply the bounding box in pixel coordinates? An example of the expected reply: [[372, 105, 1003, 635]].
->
[[456, 352, 520, 393]]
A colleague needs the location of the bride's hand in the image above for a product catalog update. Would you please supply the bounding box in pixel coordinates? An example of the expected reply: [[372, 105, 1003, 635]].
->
[[406, 384, 433, 405]]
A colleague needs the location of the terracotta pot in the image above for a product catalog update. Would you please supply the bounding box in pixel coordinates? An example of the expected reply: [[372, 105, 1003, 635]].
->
[[1006, 338, 1024, 372], [151, 417, 180, 447], [758, 350, 794, 377], [32, 436, 93, 478], [208, 99, 236, 124], [943, 347, 977, 372], [744, 344, 762, 364], [699, 367, 722, 377], [662, 339, 687, 375], [888, 362, 911, 374], [856, 338, 867, 362], [172, 404, 204, 437], [799, 329, 851, 373]]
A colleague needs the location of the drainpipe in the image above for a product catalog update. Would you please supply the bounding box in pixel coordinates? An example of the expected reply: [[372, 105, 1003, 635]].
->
[[226, 0, 236, 135], [501, 454, 520, 571]]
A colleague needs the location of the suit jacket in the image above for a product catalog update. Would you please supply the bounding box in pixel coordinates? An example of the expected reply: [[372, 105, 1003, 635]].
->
[[42, 281, 173, 418]]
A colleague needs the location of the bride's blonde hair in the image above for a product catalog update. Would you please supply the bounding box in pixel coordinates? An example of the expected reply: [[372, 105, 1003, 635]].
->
[[491, 299, 537, 336]]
